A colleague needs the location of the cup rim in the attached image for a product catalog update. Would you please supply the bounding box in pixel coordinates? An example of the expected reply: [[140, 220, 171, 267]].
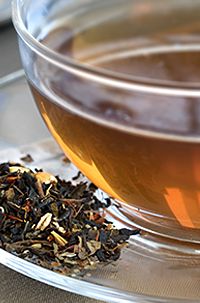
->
[[12, 0, 200, 98]]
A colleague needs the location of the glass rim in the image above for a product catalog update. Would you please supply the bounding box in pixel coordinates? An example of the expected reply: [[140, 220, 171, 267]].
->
[[12, 0, 200, 98], [1, 73, 200, 303]]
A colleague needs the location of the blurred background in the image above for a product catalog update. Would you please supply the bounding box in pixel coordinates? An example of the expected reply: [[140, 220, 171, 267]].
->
[[0, 0, 21, 77]]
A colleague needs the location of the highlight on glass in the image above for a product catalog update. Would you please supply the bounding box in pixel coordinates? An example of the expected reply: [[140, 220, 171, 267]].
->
[[13, 0, 200, 243]]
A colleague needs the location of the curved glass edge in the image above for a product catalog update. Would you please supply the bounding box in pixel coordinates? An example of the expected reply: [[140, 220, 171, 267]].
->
[[12, 0, 200, 97], [0, 248, 198, 303]]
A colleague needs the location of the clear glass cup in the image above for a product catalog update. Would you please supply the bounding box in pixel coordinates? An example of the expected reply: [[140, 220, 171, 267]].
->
[[12, 0, 200, 244]]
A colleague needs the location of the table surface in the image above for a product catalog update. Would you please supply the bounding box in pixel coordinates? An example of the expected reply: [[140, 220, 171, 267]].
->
[[0, 23, 104, 303], [0, 24, 21, 77]]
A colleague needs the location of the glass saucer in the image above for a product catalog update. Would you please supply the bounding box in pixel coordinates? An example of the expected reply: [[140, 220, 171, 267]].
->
[[0, 72, 200, 303]]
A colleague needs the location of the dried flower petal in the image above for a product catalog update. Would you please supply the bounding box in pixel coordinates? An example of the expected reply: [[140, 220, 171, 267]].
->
[[9, 166, 30, 174], [31, 243, 42, 249], [52, 221, 66, 234], [59, 252, 76, 258], [35, 213, 52, 231], [35, 172, 57, 184], [87, 240, 101, 255]]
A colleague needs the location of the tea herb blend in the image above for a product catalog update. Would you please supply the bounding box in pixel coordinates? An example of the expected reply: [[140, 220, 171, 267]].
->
[[0, 162, 139, 276]]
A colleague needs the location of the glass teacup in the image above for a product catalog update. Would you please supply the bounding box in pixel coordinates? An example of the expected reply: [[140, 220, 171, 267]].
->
[[13, 0, 200, 243]]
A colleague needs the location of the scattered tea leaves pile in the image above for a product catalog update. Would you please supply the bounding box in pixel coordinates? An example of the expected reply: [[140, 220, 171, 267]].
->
[[0, 162, 139, 276]]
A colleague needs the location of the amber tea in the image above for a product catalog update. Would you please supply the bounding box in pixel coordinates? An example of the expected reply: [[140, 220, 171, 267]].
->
[[26, 3, 200, 239]]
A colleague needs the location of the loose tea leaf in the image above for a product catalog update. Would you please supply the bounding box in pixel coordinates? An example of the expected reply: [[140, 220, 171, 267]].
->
[[0, 162, 140, 276], [72, 171, 83, 181], [20, 154, 34, 163], [62, 156, 70, 164]]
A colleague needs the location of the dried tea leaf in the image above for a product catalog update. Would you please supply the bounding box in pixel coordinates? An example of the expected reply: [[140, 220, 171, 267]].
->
[[35, 180, 45, 198], [78, 248, 88, 260], [35, 213, 52, 231], [51, 231, 68, 247], [53, 243, 59, 254], [20, 154, 34, 163], [50, 203, 59, 217], [0, 161, 140, 277], [62, 156, 70, 163], [64, 259, 77, 265], [72, 171, 82, 181], [5, 188, 15, 200]]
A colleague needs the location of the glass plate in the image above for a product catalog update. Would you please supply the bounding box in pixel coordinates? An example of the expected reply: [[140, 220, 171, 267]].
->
[[0, 72, 200, 303]]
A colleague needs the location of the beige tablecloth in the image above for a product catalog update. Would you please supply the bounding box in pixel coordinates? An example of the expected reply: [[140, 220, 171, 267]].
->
[[0, 265, 104, 303]]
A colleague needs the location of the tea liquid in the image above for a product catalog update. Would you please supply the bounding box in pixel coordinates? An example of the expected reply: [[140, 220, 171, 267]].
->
[[30, 8, 200, 229]]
